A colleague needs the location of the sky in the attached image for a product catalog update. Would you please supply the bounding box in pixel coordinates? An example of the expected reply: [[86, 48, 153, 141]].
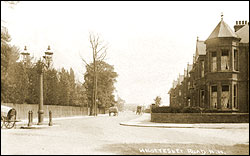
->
[[1, 1, 249, 107]]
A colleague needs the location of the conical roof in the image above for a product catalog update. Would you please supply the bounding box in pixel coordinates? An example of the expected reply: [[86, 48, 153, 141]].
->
[[206, 19, 238, 40], [236, 24, 249, 43]]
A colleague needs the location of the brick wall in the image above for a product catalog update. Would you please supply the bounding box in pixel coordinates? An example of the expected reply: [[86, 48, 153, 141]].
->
[[151, 113, 249, 123]]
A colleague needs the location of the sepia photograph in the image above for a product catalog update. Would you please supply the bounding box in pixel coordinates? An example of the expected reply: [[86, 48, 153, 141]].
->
[[1, 1, 249, 155]]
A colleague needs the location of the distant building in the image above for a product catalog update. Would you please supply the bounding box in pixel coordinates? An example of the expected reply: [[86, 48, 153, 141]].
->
[[168, 17, 249, 113]]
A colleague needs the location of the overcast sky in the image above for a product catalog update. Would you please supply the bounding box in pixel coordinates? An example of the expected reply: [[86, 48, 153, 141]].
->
[[1, 1, 249, 106]]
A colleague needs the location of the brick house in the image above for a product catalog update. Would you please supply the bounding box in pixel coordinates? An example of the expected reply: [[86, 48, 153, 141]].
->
[[168, 17, 249, 113]]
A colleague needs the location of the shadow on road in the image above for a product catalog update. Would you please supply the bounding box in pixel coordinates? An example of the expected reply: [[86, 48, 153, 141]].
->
[[96, 143, 249, 155]]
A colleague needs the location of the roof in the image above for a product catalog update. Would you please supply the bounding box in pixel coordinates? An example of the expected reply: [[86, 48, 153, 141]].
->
[[206, 19, 238, 40], [187, 64, 193, 72], [236, 24, 249, 43], [178, 75, 184, 85], [195, 40, 206, 61], [173, 80, 178, 88], [184, 69, 187, 77]]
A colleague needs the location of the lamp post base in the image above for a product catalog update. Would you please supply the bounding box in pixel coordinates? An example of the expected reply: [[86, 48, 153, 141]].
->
[[37, 110, 44, 125]]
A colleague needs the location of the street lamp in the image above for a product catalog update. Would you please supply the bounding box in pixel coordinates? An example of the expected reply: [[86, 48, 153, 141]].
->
[[21, 46, 30, 67], [37, 45, 53, 125]]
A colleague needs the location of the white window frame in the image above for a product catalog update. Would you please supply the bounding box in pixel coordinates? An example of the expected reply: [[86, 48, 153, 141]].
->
[[211, 85, 217, 109], [221, 50, 229, 71], [221, 85, 230, 109]]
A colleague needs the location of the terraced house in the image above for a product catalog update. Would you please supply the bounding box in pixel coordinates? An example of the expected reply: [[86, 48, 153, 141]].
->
[[169, 16, 249, 113]]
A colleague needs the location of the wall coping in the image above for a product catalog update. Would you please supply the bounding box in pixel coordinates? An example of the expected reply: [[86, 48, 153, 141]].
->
[[151, 113, 249, 116]]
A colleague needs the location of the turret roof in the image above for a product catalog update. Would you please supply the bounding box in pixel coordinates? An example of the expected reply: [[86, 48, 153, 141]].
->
[[206, 19, 238, 40]]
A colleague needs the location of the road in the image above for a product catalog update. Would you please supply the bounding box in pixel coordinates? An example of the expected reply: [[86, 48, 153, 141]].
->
[[1, 111, 249, 155]]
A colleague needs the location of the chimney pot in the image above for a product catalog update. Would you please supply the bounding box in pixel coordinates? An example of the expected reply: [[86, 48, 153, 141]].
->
[[236, 21, 238, 25], [239, 21, 241, 25], [242, 21, 244, 25], [245, 21, 247, 24]]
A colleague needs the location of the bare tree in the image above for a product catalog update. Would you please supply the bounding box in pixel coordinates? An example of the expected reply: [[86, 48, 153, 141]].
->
[[81, 32, 108, 116]]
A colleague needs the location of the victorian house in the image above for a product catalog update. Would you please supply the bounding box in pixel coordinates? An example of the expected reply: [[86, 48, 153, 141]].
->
[[169, 17, 249, 113]]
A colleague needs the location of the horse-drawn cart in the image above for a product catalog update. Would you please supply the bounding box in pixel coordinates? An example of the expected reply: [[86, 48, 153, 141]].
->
[[1, 105, 17, 129]]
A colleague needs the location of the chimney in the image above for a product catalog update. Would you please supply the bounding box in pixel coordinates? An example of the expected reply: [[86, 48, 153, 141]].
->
[[234, 20, 247, 32]]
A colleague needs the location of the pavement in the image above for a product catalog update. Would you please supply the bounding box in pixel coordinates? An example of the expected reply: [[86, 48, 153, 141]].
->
[[119, 113, 249, 129], [11, 113, 249, 129], [14, 114, 109, 129]]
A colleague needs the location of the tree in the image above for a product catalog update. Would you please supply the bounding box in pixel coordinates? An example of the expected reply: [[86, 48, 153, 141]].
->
[[1, 27, 20, 103], [154, 96, 162, 107], [57, 68, 70, 106], [116, 96, 126, 112], [81, 32, 108, 116], [84, 61, 118, 115], [43, 68, 59, 105], [68, 68, 76, 106], [75, 81, 88, 107]]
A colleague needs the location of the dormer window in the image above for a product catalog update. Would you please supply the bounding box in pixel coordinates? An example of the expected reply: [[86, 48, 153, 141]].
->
[[221, 49, 229, 71]]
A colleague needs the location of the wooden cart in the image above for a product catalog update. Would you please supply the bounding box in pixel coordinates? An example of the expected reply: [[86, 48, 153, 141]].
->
[[1, 105, 17, 129]]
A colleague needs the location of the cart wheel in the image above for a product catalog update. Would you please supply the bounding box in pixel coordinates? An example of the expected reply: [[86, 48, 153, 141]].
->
[[1, 116, 5, 128], [5, 115, 16, 129]]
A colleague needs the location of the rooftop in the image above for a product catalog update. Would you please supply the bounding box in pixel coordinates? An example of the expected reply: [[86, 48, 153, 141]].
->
[[206, 19, 238, 41], [236, 24, 249, 43], [195, 40, 206, 61]]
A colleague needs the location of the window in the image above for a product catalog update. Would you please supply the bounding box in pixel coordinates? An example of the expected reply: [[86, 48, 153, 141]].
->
[[188, 82, 191, 89], [201, 61, 204, 77], [211, 52, 217, 72], [221, 50, 229, 71], [233, 84, 238, 109], [234, 49, 238, 71], [221, 85, 230, 109], [211, 86, 217, 108], [200, 90, 205, 107]]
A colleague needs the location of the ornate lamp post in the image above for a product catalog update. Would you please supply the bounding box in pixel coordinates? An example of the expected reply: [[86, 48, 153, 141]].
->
[[21, 46, 30, 63], [37, 45, 53, 125]]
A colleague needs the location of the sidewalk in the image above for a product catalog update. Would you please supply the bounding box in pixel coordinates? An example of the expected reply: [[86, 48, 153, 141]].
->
[[120, 114, 249, 129], [15, 114, 109, 129]]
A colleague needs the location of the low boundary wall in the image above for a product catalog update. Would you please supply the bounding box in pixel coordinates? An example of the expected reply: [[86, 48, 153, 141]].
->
[[151, 113, 249, 123], [1, 103, 90, 120]]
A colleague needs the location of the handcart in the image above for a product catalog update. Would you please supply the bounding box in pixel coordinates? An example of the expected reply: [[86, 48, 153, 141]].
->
[[1, 105, 17, 129]]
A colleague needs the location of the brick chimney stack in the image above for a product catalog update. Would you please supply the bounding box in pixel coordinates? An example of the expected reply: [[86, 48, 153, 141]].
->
[[234, 20, 247, 32]]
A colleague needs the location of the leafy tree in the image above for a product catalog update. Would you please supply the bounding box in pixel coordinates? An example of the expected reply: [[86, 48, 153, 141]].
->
[[68, 68, 76, 105], [84, 61, 118, 114], [43, 68, 59, 105], [57, 68, 70, 106], [75, 81, 88, 107], [154, 96, 162, 107], [1, 27, 21, 103], [25, 62, 40, 104]]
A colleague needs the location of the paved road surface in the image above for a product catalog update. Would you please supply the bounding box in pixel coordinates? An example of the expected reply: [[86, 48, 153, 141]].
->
[[1, 111, 249, 155]]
